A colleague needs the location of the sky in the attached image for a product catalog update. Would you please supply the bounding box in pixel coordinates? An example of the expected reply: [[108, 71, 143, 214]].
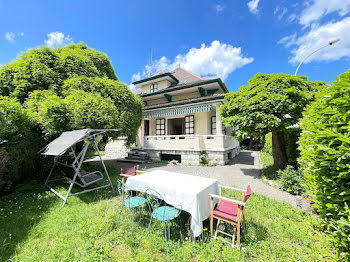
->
[[1, 0, 349, 92]]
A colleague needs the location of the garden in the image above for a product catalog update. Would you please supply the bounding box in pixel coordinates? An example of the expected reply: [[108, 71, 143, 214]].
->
[[0, 43, 349, 261]]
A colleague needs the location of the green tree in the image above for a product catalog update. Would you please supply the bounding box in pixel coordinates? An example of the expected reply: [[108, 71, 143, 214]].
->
[[0, 43, 142, 145], [0, 96, 44, 193], [220, 73, 318, 171], [298, 70, 350, 259]]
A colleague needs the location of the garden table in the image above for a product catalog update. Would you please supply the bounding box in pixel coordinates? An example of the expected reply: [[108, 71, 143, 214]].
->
[[125, 170, 219, 237]]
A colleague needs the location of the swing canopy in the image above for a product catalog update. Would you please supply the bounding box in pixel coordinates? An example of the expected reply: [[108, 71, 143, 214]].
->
[[40, 128, 119, 206], [39, 129, 117, 156]]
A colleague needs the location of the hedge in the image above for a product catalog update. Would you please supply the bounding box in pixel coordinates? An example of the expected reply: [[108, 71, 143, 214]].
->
[[298, 70, 350, 259]]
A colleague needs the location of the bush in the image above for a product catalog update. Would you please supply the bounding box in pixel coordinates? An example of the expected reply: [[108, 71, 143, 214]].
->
[[0, 97, 44, 193], [277, 166, 305, 195], [298, 69, 350, 259]]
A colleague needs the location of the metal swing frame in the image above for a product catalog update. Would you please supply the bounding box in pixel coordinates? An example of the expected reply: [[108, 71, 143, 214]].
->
[[40, 129, 119, 206]]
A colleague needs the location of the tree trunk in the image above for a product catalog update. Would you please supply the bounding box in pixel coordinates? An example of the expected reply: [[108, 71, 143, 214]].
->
[[271, 130, 288, 171], [249, 137, 254, 150]]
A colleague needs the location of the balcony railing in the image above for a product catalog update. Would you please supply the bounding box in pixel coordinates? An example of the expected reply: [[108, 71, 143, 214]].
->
[[143, 135, 239, 151]]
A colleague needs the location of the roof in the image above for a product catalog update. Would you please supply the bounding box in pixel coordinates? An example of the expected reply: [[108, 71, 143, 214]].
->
[[133, 67, 229, 96], [140, 78, 228, 98], [144, 93, 226, 110], [132, 72, 179, 85]]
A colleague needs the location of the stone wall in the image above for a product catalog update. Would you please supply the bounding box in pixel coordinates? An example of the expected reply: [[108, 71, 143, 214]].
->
[[142, 146, 240, 166], [104, 137, 130, 159]]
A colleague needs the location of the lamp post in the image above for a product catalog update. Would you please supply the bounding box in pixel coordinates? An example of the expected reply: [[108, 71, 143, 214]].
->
[[294, 38, 340, 76]]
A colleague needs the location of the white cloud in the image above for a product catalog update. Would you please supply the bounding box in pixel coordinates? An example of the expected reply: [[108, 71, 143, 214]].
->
[[300, 0, 350, 26], [274, 6, 287, 20], [247, 0, 260, 15], [128, 72, 142, 91], [5, 32, 24, 43], [216, 4, 225, 13], [45, 31, 72, 48], [279, 17, 349, 64], [5, 32, 15, 42], [131, 40, 253, 83]]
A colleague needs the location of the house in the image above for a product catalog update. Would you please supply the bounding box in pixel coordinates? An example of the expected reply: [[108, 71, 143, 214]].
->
[[126, 67, 240, 165]]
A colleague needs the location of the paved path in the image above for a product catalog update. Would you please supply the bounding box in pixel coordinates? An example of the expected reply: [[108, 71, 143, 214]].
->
[[89, 150, 312, 212]]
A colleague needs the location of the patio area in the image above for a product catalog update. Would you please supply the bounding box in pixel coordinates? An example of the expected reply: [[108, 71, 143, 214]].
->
[[90, 150, 313, 212], [0, 164, 334, 261]]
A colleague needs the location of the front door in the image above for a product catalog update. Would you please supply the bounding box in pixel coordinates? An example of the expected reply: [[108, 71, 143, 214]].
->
[[167, 118, 184, 135]]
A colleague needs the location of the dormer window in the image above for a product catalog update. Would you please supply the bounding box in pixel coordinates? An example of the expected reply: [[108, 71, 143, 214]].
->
[[150, 83, 158, 93]]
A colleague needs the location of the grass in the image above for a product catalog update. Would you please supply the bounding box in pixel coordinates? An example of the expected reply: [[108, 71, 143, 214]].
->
[[0, 165, 335, 261]]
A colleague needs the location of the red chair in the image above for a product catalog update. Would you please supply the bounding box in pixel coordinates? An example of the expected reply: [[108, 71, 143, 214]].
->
[[120, 166, 137, 199], [209, 185, 252, 248]]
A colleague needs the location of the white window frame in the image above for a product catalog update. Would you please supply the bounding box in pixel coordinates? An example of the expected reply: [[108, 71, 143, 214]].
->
[[185, 115, 194, 135], [155, 118, 165, 136], [150, 83, 158, 93]]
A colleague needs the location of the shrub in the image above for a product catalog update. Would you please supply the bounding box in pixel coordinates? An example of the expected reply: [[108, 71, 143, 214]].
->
[[277, 165, 305, 195], [298, 69, 350, 259], [0, 96, 44, 193], [285, 128, 301, 168], [199, 151, 209, 165]]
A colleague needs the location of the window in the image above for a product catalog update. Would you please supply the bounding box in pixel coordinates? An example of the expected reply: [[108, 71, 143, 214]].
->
[[144, 120, 149, 136], [185, 115, 194, 135], [150, 83, 158, 93], [211, 116, 226, 135], [211, 116, 216, 135], [156, 118, 165, 136]]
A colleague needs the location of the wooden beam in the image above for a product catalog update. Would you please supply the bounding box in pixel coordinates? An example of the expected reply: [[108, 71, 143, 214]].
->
[[207, 89, 219, 95], [164, 94, 172, 102], [198, 87, 205, 96]]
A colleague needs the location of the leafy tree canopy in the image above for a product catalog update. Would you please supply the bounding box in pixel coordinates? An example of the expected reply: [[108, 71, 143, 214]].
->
[[0, 43, 142, 145], [0, 43, 117, 101], [220, 73, 321, 170]]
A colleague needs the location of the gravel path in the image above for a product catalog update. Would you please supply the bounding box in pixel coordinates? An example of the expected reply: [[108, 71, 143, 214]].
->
[[89, 150, 313, 212]]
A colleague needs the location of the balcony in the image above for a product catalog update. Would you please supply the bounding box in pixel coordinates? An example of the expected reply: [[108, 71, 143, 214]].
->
[[143, 135, 239, 151]]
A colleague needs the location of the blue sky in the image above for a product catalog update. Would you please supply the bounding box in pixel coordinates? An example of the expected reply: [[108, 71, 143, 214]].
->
[[1, 0, 349, 92]]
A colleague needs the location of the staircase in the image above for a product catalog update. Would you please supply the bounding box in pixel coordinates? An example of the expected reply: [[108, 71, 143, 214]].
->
[[117, 149, 150, 163]]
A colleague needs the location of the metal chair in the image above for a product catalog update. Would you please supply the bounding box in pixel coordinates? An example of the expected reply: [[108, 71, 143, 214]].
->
[[209, 185, 252, 248], [116, 180, 147, 228], [145, 189, 182, 250]]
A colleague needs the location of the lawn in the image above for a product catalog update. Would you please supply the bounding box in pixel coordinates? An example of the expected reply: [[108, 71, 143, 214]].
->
[[0, 165, 335, 261]]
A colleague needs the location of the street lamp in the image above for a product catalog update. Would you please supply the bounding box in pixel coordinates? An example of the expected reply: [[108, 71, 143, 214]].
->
[[294, 38, 340, 76]]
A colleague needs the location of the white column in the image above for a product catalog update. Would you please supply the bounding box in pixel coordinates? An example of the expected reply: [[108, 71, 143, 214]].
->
[[215, 104, 223, 135], [137, 120, 144, 148]]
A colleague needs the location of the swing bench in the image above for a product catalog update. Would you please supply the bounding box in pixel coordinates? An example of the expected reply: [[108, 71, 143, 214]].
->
[[39, 128, 119, 206]]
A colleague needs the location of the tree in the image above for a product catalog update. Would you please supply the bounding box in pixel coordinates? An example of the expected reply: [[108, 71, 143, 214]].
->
[[0, 43, 143, 145], [220, 73, 318, 171], [298, 70, 350, 259]]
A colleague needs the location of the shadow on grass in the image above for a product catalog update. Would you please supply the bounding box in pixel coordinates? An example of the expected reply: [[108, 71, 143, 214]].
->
[[0, 181, 58, 261], [0, 165, 121, 261]]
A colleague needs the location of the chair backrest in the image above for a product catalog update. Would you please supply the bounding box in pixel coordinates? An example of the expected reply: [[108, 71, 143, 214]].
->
[[121, 166, 137, 176], [145, 188, 162, 212], [243, 185, 252, 203], [116, 180, 125, 196]]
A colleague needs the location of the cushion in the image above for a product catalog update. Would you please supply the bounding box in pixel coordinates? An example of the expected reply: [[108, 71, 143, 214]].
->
[[213, 200, 238, 222], [123, 196, 147, 209], [121, 166, 137, 176], [152, 206, 180, 222]]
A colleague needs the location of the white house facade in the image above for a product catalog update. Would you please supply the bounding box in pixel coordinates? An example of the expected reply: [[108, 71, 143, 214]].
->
[[121, 67, 240, 165]]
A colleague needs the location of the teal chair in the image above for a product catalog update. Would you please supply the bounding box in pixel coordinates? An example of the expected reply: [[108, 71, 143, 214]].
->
[[145, 189, 182, 250], [116, 180, 147, 226]]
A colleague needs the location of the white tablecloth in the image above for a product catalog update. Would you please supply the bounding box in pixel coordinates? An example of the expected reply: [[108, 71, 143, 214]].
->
[[125, 170, 219, 237]]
